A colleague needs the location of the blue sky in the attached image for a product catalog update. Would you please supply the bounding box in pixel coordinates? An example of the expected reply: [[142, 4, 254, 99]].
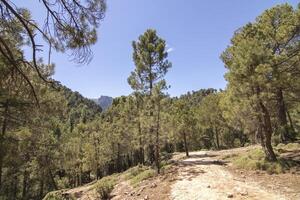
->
[[18, 0, 299, 98]]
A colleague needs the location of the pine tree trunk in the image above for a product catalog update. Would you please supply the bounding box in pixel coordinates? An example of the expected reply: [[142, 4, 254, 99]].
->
[[155, 101, 160, 174], [48, 168, 58, 190], [139, 138, 144, 165], [286, 110, 295, 133], [257, 116, 266, 151], [215, 127, 220, 150], [79, 167, 82, 186], [183, 132, 189, 157], [39, 173, 44, 199], [138, 114, 144, 165], [117, 143, 121, 172], [13, 174, 18, 200], [22, 170, 28, 199], [259, 101, 277, 161], [148, 69, 156, 164], [276, 88, 290, 142], [0, 100, 8, 190]]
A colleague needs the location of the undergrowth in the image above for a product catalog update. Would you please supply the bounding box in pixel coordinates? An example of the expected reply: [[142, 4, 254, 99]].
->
[[42, 190, 75, 200], [225, 143, 300, 174], [123, 165, 156, 187], [95, 174, 118, 200]]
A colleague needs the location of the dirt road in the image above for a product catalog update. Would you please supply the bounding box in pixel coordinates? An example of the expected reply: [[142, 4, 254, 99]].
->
[[171, 151, 288, 200], [55, 147, 299, 200]]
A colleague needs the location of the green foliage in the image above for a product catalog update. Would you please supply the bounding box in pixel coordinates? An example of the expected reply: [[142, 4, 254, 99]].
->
[[123, 165, 156, 187], [230, 148, 283, 174], [95, 175, 118, 200], [226, 147, 300, 174], [221, 3, 300, 160], [276, 143, 300, 152], [2, 3, 300, 200], [42, 190, 75, 200], [130, 169, 156, 187]]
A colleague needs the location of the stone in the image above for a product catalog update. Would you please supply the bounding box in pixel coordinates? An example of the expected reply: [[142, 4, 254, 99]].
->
[[227, 193, 234, 198], [240, 191, 248, 196], [150, 183, 157, 188]]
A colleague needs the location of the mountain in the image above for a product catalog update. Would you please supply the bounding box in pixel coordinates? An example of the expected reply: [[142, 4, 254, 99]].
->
[[56, 82, 102, 115], [91, 95, 113, 111]]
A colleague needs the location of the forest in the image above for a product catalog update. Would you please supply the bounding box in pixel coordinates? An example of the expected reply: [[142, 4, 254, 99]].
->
[[0, 1, 299, 200]]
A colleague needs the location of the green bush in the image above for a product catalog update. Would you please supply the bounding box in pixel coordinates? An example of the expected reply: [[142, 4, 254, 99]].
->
[[42, 190, 74, 200], [283, 143, 300, 151], [160, 164, 172, 173], [123, 165, 156, 187], [95, 175, 117, 199], [56, 177, 70, 189], [130, 168, 156, 186], [123, 165, 149, 179], [276, 142, 300, 153], [231, 148, 284, 174]]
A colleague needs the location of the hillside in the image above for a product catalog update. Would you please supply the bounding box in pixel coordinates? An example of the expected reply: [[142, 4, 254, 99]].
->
[[91, 95, 113, 111], [1, 2, 300, 200], [43, 144, 300, 200]]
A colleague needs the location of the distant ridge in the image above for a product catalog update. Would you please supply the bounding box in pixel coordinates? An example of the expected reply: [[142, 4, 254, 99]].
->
[[91, 95, 113, 111]]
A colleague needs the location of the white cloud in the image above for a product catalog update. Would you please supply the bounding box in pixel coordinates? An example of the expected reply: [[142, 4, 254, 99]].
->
[[167, 47, 174, 53]]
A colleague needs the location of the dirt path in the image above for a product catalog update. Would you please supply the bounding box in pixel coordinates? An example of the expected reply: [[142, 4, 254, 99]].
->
[[171, 151, 288, 200], [57, 147, 299, 200]]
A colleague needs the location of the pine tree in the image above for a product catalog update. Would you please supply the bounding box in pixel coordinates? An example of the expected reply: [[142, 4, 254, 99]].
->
[[128, 29, 171, 173]]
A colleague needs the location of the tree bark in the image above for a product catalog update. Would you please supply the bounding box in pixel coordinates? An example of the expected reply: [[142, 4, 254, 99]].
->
[[148, 66, 156, 165], [39, 173, 44, 199], [276, 88, 290, 142], [215, 127, 220, 150], [259, 100, 277, 161], [13, 174, 18, 200], [137, 106, 144, 165], [256, 115, 266, 150], [0, 100, 9, 189], [183, 132, 189, 157], [48, 168, 58, 190], [286, 110, 295, 133], [155, 101, 161, 174], [117, 143, 121, 172], [22, 170, 28, 199]]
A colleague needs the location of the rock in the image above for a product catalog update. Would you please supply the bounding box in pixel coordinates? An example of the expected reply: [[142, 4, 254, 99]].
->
[[130, 192, 135, 196], [227, 193, 234, 198], [139, 186, 146, 192], [240, 191, 248, 196], [150, 183, 157, 188], [144, 195, 149, 200], [290, 168, 297, 174], [207, 185, 211, 188]]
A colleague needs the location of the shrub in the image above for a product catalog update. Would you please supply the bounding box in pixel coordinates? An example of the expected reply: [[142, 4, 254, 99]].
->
[[56, 177, 70, 189], [160, 164, 172, 174], [123, 165, 156, 187], [95, 175, 117, 200], [231, 148, 284, 174], [130, 168, 156, 186], [123, 165, 149, 180], [276, 143, 300, 153], [42, 190, 74, 200]]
